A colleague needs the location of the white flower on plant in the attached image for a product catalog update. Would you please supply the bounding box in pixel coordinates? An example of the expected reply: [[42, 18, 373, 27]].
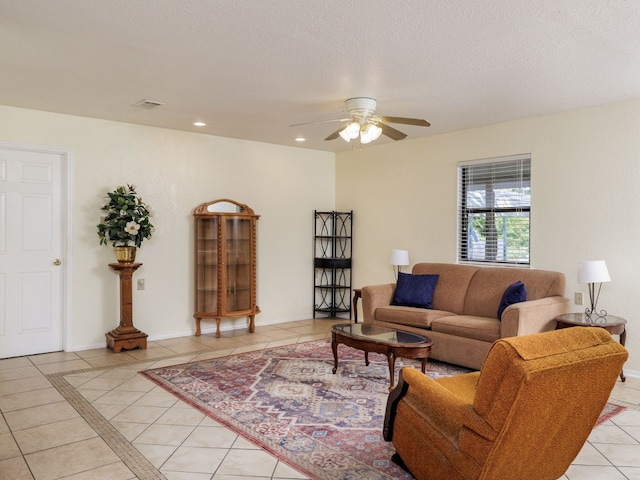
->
[[125, 221, 140, 235], [98, 185, 154, 248]]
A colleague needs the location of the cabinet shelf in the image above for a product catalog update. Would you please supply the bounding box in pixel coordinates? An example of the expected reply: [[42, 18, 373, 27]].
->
[[314, 257, 351, 269], [315, 307, 350, 314]]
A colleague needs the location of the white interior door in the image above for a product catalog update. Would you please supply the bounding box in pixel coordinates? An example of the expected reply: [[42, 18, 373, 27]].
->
[[0, 147, 64, 358]]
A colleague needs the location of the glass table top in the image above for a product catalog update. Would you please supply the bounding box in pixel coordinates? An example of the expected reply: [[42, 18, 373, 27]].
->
[[556, 313, 626, 326], [332, 323, 429, 345]]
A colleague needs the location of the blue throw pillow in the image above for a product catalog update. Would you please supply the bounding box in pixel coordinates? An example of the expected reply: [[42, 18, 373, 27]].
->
[[497, 281, 527, 320], [391, 272, 439, 309]]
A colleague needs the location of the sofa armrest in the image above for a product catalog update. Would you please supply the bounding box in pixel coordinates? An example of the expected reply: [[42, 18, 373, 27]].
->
[[361, 283, 396, 324], [500, 296, 571, 338]]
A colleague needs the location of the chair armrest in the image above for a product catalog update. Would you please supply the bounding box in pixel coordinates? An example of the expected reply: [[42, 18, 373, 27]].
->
[[500, 296, 571, 338], [361, 283, 396, 324], [384, 367, 486, 440]]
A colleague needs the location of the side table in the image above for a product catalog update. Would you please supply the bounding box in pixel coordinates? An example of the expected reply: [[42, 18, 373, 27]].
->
[[555, 313, 627, 381], [105, 263, 148, 353]]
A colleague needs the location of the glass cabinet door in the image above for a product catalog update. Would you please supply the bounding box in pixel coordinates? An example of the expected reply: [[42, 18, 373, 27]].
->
[[195, 217, 219, 314], [224, 217, 252, 312]]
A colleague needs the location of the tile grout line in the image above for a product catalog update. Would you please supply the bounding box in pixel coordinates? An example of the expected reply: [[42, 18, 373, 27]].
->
[[46, 368, 171, 480], [38, 343, 298, 480]]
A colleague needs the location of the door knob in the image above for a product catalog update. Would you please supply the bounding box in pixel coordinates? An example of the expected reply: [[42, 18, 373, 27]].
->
[[53, 259, 61, 266]]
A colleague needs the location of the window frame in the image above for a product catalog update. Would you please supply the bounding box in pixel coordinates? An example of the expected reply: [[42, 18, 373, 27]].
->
[[457, 154, 531, 266]]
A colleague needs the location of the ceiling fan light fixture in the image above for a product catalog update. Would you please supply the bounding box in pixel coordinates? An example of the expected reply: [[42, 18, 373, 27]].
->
[[360, 123, 382, 144], [302, 97, 430, 144], [339, 121, 361, 142]]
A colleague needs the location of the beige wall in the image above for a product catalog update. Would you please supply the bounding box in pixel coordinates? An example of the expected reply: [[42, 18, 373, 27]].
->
[[337, 99, 640, 374], [0, 105, 335, 350], [3, 99, 639, 375]]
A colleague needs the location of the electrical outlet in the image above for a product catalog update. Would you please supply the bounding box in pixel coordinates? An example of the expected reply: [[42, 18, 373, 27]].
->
[[137, 278, 145, 290], [574, 291, 583, 305]]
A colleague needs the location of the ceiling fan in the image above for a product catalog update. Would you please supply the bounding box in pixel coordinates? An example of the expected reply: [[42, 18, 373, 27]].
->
[[292, 97, 430, 144]]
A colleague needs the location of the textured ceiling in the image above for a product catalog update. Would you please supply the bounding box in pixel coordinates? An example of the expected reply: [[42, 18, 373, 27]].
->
[[1, 0, 639, 152]]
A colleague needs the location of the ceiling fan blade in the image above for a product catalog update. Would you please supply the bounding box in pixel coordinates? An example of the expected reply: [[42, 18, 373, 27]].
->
[[378, 116, 431, 127], [290, 118, 350, 127], [379, 122, 407, 141], [325, 128, 343, 141]]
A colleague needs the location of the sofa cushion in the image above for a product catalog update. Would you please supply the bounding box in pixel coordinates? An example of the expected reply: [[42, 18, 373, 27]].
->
[[375, 306, 454, 329], [391, 272, 439, 309], [497, 281, 527, 320], [412, 263, 480, 314], [462, 267, 566, 319], [431, 315, 501, 343]]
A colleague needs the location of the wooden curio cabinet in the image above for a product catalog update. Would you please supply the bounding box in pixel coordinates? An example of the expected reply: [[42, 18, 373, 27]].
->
[[193, 199, 259, 338]]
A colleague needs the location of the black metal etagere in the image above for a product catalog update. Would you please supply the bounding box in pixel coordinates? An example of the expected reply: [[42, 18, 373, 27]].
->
[[313, 210, 352, 318]]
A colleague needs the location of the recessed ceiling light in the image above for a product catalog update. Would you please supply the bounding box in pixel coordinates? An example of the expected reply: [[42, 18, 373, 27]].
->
[[193, 122, 206, 127], [295, 137, 306, 142]]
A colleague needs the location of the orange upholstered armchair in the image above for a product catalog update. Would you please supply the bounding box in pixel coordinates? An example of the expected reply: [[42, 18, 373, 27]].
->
[[383, 327, 628, 480]]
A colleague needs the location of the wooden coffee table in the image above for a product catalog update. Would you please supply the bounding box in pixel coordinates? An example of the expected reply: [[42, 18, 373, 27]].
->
[[331, 323, 433, 389]]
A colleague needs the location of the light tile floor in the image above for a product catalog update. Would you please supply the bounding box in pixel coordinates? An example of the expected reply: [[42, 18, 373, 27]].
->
[[0, 318, 639, 480]]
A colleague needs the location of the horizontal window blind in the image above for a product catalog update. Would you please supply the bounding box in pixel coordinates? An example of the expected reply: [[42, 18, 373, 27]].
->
[[458, 154, 531, 265]]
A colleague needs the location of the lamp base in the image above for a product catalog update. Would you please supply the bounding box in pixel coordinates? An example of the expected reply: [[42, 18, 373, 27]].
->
[[585, 308, 608, 320], [586, 282, 607, 319]]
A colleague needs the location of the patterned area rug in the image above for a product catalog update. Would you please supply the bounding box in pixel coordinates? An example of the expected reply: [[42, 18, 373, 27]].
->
[[141, 339, 625, 480]]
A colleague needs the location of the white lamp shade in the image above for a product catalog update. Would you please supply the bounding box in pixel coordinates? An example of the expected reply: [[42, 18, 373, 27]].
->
[[339, 121, 360, 142], [390, 249, 409, 266], [360, 123, 382, 144], [577, 260, 611, 284], [338, 128, 351, 142]]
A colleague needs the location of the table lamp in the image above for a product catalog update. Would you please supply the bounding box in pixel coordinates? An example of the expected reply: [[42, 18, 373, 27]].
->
[[390, 249, 409, 280], [577, 260, 610, 318]]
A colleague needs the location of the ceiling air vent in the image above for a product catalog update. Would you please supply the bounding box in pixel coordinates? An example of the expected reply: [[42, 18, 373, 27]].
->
[[133, 99, 164, 109]]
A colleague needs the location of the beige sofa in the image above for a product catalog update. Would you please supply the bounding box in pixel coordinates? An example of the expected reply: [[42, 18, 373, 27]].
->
[[362, 262, 570, 370]]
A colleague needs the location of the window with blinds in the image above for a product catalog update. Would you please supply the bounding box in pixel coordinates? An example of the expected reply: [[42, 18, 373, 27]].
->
[[458, 154, 531, 265]]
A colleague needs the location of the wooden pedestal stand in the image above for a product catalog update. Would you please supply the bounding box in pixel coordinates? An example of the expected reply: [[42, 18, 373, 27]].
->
[[105, 262, 148, 353]]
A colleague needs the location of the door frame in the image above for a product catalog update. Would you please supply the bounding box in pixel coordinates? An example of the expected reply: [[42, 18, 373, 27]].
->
[[0, 141, 72, 353]]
